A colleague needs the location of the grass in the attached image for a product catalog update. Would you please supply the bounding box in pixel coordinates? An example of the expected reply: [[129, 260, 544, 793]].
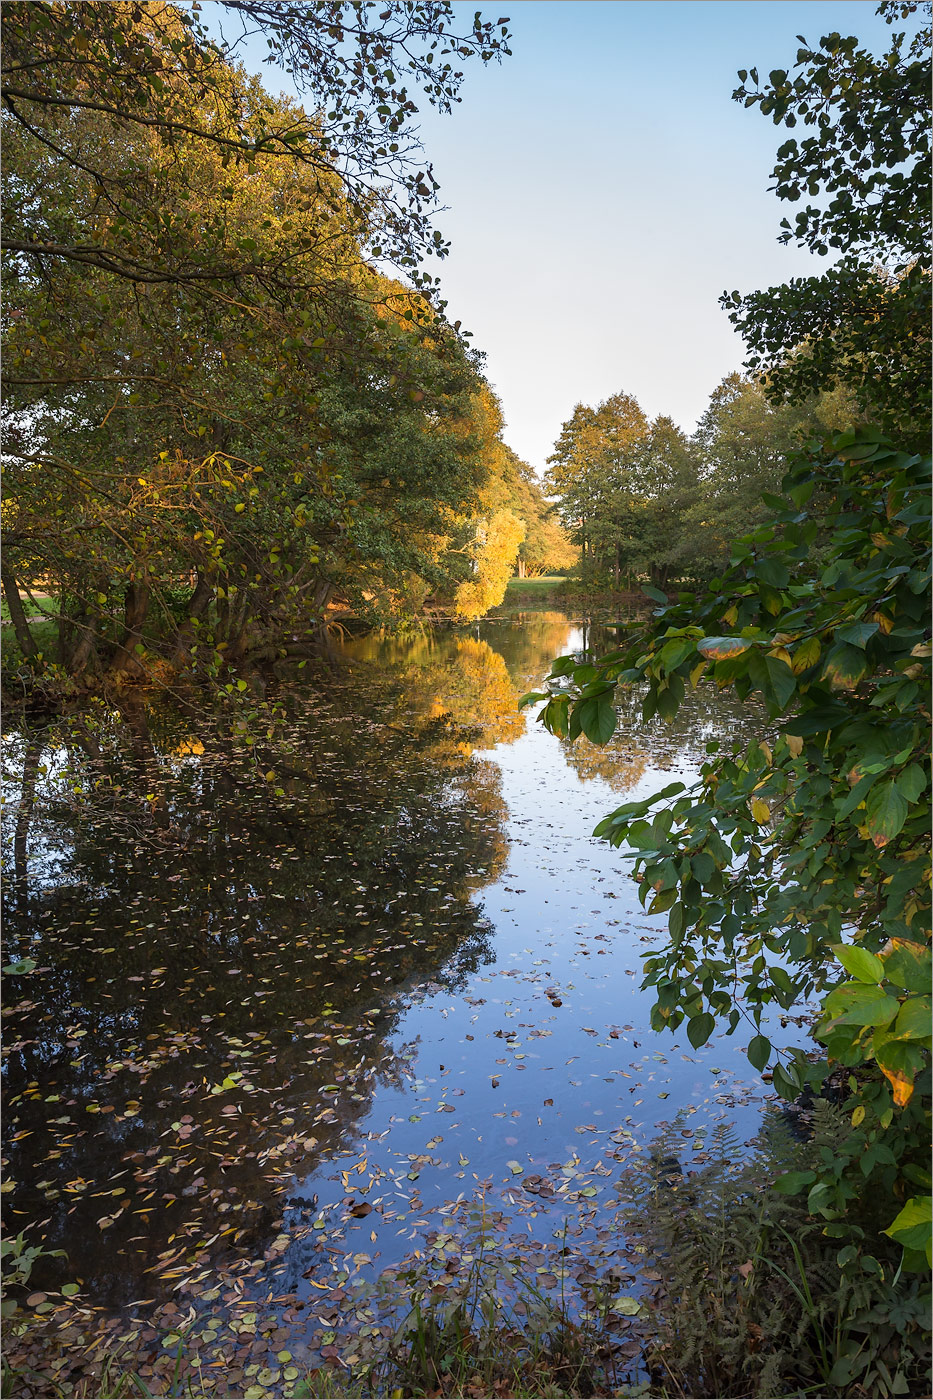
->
[[0, 591, 56, 624], [504, 575, 568, 597]]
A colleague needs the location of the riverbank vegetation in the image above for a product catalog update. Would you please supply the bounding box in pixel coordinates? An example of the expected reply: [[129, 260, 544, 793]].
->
[[528, 2, 931, 1394], [2, 1, 572, 700], [2, 2, 930, 1398]]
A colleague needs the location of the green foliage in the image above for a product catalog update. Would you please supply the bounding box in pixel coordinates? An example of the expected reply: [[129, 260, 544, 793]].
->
[[531, 428, 931, 1268], [689, 373, 855, 575], [1, 0, 511, 284], [543, 377, 853, 593], [723, 3, 931, 436], [544, 394, 704, 590], [617, 1108, 931, 1397], [1, 3, 516, 689]]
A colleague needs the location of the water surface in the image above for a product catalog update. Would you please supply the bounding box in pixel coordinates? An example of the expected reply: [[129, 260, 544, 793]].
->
[[2, 609, 794, 1353]]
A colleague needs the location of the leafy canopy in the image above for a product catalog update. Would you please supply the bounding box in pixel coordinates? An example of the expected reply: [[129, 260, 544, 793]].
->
[[722, 0, 931, 437]]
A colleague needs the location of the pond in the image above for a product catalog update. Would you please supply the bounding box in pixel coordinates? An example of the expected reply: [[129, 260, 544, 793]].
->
[[1, 608, 803, 1386]]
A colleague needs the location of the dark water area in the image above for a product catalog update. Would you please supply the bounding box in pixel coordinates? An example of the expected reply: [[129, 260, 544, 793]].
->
[[1, 609, 801, 1358]]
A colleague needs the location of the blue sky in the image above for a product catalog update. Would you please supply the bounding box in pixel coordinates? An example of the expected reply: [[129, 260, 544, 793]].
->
[[211, 0, 891, 472]]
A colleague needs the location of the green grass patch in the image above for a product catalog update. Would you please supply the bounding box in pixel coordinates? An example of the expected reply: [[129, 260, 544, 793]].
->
[[2, 617, 59, 668], [505, 575, 568, 595], [0, 593, 56, 624]]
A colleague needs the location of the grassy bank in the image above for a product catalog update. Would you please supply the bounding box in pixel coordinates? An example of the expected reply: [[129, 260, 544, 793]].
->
[[503, 575, 569, 599]]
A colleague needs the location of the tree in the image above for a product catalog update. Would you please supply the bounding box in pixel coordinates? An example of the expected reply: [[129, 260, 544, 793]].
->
[[1, 0, 511, 288], [1, 4, 514, 686], [545, 392, 650, 588], [687, 373, 853, 574], [545, 395, 705, 590], [505, 454, 576, 578], [722, 1, 930, 439]]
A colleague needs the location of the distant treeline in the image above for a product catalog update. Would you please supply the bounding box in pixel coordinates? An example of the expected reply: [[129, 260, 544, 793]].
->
[[544, 374, 854, 592]]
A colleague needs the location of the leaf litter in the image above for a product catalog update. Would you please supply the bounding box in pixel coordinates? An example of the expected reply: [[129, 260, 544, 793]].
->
[[1, 622, 784, 1395]]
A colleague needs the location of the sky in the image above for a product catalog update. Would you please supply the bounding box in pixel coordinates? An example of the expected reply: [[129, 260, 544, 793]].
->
[[209, 0, 892, 473]]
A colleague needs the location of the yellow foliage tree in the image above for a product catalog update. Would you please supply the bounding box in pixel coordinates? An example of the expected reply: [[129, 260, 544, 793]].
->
[[453, 509, 526, 621]]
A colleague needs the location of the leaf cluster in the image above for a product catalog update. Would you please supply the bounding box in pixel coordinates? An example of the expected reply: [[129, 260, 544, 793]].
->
[[528, 427, 931, 1264]]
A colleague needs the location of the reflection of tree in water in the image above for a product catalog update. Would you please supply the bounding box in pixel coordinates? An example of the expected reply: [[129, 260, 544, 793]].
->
[[476, 611, 578, 690], [560, 734, 651, 791], [0, 666, 509, 1310], [345, 628, 533, 747], [556, 683, 767, 793]]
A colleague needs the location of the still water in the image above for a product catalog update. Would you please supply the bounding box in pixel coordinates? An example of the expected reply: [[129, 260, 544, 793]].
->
[[1, 609, 795, 1362]]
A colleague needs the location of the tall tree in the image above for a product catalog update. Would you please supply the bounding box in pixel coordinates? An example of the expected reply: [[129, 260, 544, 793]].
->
[[545, 392, 651, 588], [1, 9, 504, 682], [688, 373, 854, 573], [722, 0, 930, 439]]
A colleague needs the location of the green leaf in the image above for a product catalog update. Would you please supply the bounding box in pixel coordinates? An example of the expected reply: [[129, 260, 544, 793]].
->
[[831, 943, 885, 984], [771, 1062, 800, 1101], [882, 940, 932, 993], [577, 696, 616, 745], [836, 620, 879, 649], [2, 958, 37, 975], [819, 982, 900, 1029], [755, 556, 790, 588], [641, 584, 668, 605], [883, 1196, 932, 1254], [896, 763, 927, 803], [517, 691, 546, 709], [865, 779, 908, 847], [747, 1034, 771, 1071], [765, 655, 796, 708], [686, 1012, 715, 1048], [821, 642, 868, 690], [774, 1170, 816, 1195], [610, 1295, 643, 1316], [887, 996, 932, 1044]]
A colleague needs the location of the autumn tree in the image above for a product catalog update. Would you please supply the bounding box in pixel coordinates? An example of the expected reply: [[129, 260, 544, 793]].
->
[[1, 2, 514, 684], [544, 395, 705, 590]]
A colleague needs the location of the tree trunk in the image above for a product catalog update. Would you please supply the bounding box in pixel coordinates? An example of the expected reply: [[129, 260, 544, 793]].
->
[[109, 580, 150, 675], [171, 570, 215, 668], [1, 564, 37, 659]]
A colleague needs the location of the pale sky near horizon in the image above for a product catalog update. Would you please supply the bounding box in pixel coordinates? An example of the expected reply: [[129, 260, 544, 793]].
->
[[209, 0, 893, 473]]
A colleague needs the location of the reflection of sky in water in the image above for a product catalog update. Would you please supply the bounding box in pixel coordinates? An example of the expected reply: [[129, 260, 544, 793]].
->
[[280, 615, 796, 1293], [2, 610, 803, 1328]]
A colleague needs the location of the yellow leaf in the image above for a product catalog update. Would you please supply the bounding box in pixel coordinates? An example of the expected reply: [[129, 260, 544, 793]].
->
[[882, 1065, 914, 1107], [851, 1105, 865, 1127], [791, 636, 821, 673], [751, 798, 771, 824], [759, 742, 772, 765], [786, 735, 804, 758]]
